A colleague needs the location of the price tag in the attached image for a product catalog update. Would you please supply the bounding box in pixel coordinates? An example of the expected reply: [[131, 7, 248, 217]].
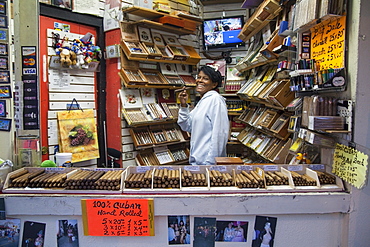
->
[[263, 165, 278, 171], [81, 199, 154, 236], [136, 166, 151, 173], [185, 166, 200, 171], [308, 164, 325, 170], [210, 166, 227, 172], [287, 165, 303, 171], [237, 165, 252, 171]]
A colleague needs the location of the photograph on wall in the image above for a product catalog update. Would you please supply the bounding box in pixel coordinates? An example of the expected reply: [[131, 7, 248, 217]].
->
[[168, 215, 190, 245], [252, 216, 278, 247], [0, 15, 6, 28], [57, 109, 100, 163], [0, 85, 10, 98], [21, 221, 46, 247], [0, 2, 6, 16], [0, 56, 7, 69], [0, 70, 9, 83], [0, 99, 5, 117], [57, 219, 79, 247], [0, 218, 21, 246], [0, 118, 10, 131], [0, 43, 7, 56], [0, 28, 7, 43], [51, 0, 72, 10], [193, 217, 216, 247], [215, 220, 248, 242]]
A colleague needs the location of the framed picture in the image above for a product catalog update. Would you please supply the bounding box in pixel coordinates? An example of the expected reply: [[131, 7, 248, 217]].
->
[[0, 28, 7, 43], [0, 85, 11, 98], [0, 118, 11, 131], [0, 99, 5, 117], [0, 2, 6, 16], [0, 43, 7, 55], [0, 70, 9, 83], [0, 15, 6, 28], [0, 56, 7, 69]]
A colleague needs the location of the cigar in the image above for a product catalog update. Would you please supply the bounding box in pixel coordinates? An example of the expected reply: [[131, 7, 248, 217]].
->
[[174, 87, 192, 92]]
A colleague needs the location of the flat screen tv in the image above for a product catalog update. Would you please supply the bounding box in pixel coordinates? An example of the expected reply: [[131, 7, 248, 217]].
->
[[202, 16, 245, 49]]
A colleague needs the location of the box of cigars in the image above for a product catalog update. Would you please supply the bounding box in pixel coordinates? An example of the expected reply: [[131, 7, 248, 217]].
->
[[3, 167, 125, 194], [119, 21, 148, 58]]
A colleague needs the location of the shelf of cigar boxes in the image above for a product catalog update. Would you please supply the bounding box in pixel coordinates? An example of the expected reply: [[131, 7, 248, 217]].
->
[[121, 163, 344, 194], [119, 21, 201, 66], [135, 146, 190, 167], [129, 123, 189, 149], [2, 167, 126, 194], [299, 96, 352, 135], [121, 6, 202, 35], [238, 0, 282, 42]]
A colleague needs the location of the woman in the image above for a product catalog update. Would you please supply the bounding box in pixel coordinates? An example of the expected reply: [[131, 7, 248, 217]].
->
[[177, 66, 229, 165], [259, 221, 273, 247], [179, 220, 187, 244], [34, 230, 44, 247], [223, 222, 235, 241], [231, 221, 245, 242]]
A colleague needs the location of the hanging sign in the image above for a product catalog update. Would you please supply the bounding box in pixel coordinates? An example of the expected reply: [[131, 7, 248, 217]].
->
[[310, 16, 346, 70], [81, 199, 155, 236], [332, 143, 368, 189]]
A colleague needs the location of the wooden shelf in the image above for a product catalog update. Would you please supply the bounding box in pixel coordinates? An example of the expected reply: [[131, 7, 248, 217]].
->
[[236, 58, 277, 73], [238, 0, 282, 42], [119, 72, 196, 89], [135, 140, 189, 150], [122, 6, 203, 24], [134, 19, 197, 35]]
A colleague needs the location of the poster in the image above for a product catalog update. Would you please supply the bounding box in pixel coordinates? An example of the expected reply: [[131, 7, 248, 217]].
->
[[57, 109, 99, 163]]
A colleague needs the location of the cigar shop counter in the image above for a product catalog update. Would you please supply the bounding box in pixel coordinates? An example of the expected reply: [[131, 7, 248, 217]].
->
[[1, 164, 344, 194]]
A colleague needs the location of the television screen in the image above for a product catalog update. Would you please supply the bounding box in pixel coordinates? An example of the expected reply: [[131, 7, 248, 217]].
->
[[203, 16, 244, 49]]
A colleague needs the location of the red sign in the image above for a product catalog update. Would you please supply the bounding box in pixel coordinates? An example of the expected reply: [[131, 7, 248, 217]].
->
[[81, 199, 155, 236]]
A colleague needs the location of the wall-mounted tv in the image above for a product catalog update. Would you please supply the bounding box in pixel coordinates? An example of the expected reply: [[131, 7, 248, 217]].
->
[[202, 16, 245, 49]]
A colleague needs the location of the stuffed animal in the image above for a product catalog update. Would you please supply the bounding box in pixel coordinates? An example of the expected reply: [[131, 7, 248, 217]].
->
[[59, 47, 72, 68]]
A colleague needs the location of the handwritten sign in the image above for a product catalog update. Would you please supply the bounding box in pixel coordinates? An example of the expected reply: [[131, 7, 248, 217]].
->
[[332, 143, 368, 189], [81, 199, 154, 236], [310, 16, 346, 70]]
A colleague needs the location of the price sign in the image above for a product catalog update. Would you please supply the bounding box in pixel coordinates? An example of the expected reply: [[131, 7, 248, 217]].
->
[[81, 199, 154, 236], [310, 16, 346, 70], [332, 143, 368, 189]]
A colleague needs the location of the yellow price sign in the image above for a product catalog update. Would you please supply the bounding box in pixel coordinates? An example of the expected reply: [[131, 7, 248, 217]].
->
[[310, 16, 346, 70]]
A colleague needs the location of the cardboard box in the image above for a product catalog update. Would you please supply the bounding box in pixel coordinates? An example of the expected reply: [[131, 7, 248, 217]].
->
[[137, 26, 162, 59], [151, 31, 173, 60]]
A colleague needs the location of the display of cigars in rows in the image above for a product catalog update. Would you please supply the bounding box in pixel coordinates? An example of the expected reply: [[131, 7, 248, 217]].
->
[[130, 124, 186, 148], [2, 164, 343, 194], [121, 103, 180, 125], [136, 146, 189, 165], [122, 164, 344, 193], [3, 168, 125, 193]]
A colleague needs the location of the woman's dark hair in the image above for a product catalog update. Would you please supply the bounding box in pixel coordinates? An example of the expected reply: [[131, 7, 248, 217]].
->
[[199, 65, 223, 88]]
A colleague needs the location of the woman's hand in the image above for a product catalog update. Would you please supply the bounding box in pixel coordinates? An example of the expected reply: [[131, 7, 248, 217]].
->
[[178, 87, 188, 107]]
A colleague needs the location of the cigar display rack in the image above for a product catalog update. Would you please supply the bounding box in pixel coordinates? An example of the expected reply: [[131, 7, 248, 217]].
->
[[178, 75, 196, 87], [136, 150, 160, 166], [2, 165, 344, 194], [122, 108, 152, 125], [163, 74, 184, 86], [130, 127, 155, 147], [145, 103, 168, 120], [3, 167, 125, 194], [120, 68, 147, 85], [140, 69, 168, 85], [166, 45, 189, 61], [161, 103, 179, 119]]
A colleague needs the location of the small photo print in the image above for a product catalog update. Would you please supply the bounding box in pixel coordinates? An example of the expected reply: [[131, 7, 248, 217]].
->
[[0, 70, 9, 83], [57, 219, 79, 247], [0, 28, 7, 42], [0, 218, 21, 246], [21, 221, 46, 247], [0, 100, 5, 117], [0, 2, 6, 16], [52, 0, 72, 10], [215, 220, 248, 242], [167, 215, 190, 245], [0, 43, 7, 55], [0, 56, 7, 69], [252, 216, 278, 247], [193, 217, 216, 247]]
